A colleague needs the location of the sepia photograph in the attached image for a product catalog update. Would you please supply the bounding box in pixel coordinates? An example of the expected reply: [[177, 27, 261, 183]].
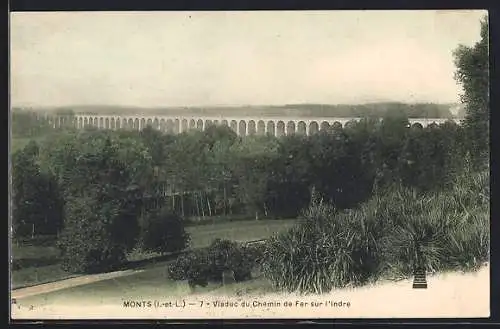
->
[[9, 10, 490, 320]]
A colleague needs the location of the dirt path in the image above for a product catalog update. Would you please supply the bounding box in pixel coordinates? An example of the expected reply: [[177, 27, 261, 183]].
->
[[11, 269, 145, 300]]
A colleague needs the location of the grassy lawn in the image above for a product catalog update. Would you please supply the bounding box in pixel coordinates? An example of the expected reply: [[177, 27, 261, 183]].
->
[[187, 219, 295, 249], [11, 219, 297, 289], [11, 238, 70, 289]]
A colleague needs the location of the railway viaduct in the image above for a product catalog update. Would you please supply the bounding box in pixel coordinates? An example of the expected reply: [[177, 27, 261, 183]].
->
[[49, 114, 461, 137]]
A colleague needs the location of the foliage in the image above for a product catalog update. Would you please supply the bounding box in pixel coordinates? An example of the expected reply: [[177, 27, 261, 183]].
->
[[11, 95, 482, 275], [52, 132, 153, 273], [453, 16, 489, 168], [261, 200, 384, 294], [57, 196, 128, 273], [307, 124, 377, 209], [229, 136, 280, 219], [204, 239, 243, 281], [168, 249, 211, 288], [14, 116, 472, 234], [379, 172, 489, 277], [11, 141, 64, 237], [262, 167, 489, 294], [138, 207, 190, 255], [167, 238, 264, 287]]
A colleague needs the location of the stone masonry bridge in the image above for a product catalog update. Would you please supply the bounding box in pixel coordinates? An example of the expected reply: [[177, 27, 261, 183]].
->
[[50, 114, 461, 137]]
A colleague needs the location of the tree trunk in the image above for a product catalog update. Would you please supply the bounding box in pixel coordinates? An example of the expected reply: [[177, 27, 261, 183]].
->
[[172, 186, 175, 210], [207, 195, 212, 217], [223, 185, 227, 216], [200, 192, 205, 217], [181, 191, 185, 217], [194, 192, 200, 218]]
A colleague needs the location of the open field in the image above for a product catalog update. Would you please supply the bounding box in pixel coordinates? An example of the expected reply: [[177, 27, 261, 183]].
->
[[12, 263, 489, 319], [11, 219, 297, 289]]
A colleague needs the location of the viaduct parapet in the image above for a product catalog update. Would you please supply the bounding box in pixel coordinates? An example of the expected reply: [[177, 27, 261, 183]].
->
[[45, 114, 462, 137]]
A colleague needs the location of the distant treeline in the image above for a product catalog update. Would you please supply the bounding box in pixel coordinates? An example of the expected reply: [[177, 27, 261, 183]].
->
[[12, 102, 461, 118], [279, 103, 459, 118]]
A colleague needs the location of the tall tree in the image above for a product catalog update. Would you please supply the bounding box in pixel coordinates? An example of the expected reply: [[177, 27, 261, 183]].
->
[[54, 131, 152, 272], [230, 136, 279, 220], [164, 131, 209, 217], [453, 16, 489, 168], [11, 141, 63, 237], [270, 135, 313, 217], [12, 143, 41, 237]]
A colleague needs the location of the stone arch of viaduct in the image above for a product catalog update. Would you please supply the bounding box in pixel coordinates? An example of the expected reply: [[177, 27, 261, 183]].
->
[[50, 114, 461, 137]]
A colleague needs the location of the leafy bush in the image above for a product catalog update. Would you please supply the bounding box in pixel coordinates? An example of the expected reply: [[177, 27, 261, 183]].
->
[[168, 249, 211, 288], [205, 239, 242, 281], [242, 243, 266, 267], [139, 208, 190, 255], [167, 238, 264, 287], [233, 243, 266, 281]]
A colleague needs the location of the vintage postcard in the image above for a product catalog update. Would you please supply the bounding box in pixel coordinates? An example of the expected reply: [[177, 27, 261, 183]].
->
[[9, 10, 490, 320]]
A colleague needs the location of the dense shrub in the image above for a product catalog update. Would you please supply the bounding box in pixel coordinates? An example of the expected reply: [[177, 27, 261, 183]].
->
[[441, 169, 490, 270], [261, 200, 386, 294], [233, 243, 266, 281], [380, 182, 489, 277], [168, 249, 211, 288], [167, 238, 265, 287], [261, 169, 490, 294], [205, 239, 242, 281], [138, 208, 190, 255], [242, 243, 266, 267]]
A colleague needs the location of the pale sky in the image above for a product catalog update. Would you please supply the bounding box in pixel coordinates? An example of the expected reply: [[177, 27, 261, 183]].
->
[[10, 10, 487, 108]]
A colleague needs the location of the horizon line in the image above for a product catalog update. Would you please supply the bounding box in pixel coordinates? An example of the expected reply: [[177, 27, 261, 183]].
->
[[11, 101, 462, 109]]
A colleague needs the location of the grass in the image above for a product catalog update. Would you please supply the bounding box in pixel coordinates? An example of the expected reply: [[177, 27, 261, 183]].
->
[[11, 265, 78, 291], [126, 219, 295, 262], [11, 218, 297, 289], [11, 238, 71, 289], [11, 242, 60, 262], [188, 219, 294, 248]]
